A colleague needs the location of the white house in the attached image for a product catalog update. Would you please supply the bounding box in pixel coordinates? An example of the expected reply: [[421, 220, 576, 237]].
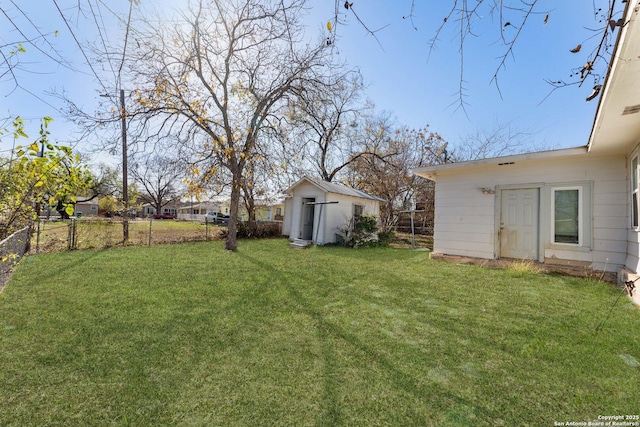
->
[[177, 202, 221, 221], [283, 177, 385, 245], [74, 200, 99, 217], [413, 0, 640, 304]]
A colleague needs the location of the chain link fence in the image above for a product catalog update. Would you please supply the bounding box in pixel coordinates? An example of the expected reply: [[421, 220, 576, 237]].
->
[[30, 218, 284, 254], [1, 226, 31, 290], [391, 210, 434, 250], [31, 218, 225, 253]]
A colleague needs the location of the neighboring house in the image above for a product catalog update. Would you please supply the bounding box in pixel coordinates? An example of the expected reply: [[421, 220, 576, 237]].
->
[[212, 197, 284, 222], [413, 1, 640, 304], [177, 202, 221, 221], [283, 176, 385, 245], [217, 200, 236, 220], [74, 200, 99, 217], [217, 199, 249, 221], [139, 201, 181, 218], [41, 199, 98, 218], [254, 198, 286, 222]]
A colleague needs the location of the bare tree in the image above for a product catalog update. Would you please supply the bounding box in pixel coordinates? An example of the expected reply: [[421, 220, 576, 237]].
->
[[123, 0, 330, 250], [131, 154, 184, 217], [347, 116, 448, 231], [328, 1, 625, 108], [450, 122, 542, 161], [285, 70, 370, 182]]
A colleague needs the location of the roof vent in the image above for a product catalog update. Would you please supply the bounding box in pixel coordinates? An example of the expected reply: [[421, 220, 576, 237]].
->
[[622, 104, 640, 115]]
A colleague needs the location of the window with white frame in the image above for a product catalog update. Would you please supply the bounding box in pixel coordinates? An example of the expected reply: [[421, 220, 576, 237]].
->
[[632, 156, 639, 228], [552, 187, 581, 245], [353, 204, 364, 217]]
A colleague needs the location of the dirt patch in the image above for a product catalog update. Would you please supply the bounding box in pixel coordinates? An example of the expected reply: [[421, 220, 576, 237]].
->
[[429, 252, 617, 283]]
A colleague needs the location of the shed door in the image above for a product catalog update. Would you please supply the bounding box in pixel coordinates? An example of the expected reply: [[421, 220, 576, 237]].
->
[[500, 188, 539, 260], [301, 198, 315, 240]]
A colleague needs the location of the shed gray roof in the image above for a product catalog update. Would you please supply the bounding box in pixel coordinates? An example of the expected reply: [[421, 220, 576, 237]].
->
[[286, 177, 386, 202]]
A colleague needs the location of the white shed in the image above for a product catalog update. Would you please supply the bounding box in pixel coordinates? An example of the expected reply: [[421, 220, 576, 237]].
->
[[283, 177, 384, 245]]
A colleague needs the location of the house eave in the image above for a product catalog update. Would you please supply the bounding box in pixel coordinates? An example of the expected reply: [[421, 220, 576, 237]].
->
[[587, 1, 640, 154], [412, 146, 588, 180]]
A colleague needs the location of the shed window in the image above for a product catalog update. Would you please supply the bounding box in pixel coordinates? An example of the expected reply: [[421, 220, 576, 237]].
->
[[552, 188, 581, 245], [353, 204, 364, 217]]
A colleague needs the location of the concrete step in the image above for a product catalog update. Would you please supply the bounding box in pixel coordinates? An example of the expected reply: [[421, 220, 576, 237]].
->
[[289, 239, 311, 248]]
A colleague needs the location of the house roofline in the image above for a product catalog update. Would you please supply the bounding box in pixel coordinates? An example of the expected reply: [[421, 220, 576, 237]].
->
[[587, 0, 635, 152], [412, 146, 588, 179]]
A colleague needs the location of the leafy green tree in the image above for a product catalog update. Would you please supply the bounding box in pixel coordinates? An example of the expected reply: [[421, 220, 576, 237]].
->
[[0, 117, 93, 238], [92, 164, 141, 217]]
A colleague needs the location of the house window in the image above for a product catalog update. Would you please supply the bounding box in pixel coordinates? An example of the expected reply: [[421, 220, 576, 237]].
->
[[353, 204, 364, 217], [552, 188, 581, 245], [632, 156, 639, 228], [276, 207, 282, 216]]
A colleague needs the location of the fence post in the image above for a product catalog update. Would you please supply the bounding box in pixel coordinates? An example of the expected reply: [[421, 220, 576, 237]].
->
[[36, 220, 41, 254], [148, 217, 152, 246], [205, 217, 209, 241], [67, 219, 78, 250], [67, 220, 72, 250]]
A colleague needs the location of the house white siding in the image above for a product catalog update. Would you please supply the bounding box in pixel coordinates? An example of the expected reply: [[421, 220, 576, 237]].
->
[[282, 197, 293, 237], [433, 184, 495, 259], [430, 152, 627, 272]]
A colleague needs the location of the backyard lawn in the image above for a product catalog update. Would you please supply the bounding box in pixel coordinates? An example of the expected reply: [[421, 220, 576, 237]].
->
[[1, 239, 639, 426]]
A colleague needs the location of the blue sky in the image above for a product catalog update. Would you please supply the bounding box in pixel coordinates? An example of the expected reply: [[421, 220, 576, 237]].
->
[[1, 1, 621, 165]]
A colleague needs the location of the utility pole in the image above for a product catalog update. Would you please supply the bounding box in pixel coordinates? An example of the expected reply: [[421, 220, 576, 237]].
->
[[101, 90, 129, 242], [120, 89, 129, 243]]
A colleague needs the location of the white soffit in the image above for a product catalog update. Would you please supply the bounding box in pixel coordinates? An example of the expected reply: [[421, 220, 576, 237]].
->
[[588, 1, 640, 154]]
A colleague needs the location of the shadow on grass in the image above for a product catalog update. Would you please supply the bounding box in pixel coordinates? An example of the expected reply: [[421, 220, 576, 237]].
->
[[236, 249, 500, 425]]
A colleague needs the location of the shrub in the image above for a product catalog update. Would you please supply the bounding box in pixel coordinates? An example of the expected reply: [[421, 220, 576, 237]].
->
[[235, 221, 282, 239], [339, 215, 381, 248], [376, 230, 395, 246]]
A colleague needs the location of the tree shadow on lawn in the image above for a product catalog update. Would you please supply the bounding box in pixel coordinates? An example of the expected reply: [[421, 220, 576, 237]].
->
[[7, 249, 107, 289], [236, 250, 500, 425]]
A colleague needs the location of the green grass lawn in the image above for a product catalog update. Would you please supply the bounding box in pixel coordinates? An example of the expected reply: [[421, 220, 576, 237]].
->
[[1, 239, 639, 426]]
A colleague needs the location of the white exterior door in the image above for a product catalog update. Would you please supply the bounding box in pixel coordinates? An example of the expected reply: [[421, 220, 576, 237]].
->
[[500, 188, 539, 260]]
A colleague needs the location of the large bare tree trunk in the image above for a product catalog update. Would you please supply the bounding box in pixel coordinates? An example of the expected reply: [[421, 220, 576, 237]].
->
[[226, 172, 242, 251]]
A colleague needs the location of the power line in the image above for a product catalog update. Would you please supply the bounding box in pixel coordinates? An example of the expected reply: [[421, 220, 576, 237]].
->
[[0, 6, 69, 72], [88, 0, 117, 84], [51, 0, 110, 96], [117, 0, 135, 83], [7, 0, 77, 73]]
